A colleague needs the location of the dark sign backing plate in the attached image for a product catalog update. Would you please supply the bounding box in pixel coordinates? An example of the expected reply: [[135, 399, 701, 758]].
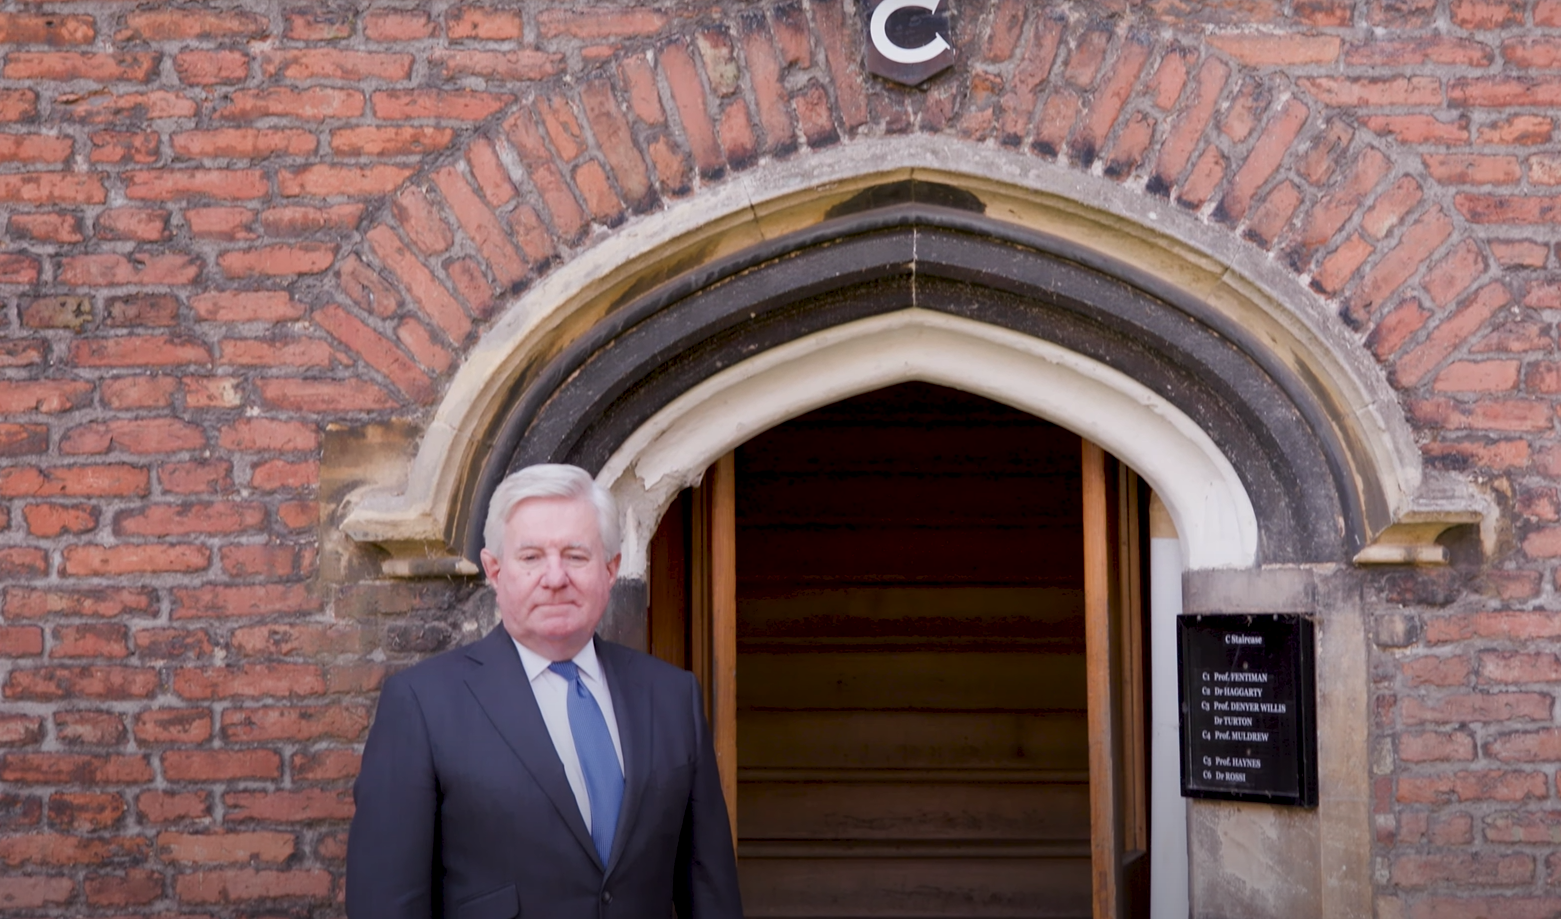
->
[[1178, 613, 1318, 807]]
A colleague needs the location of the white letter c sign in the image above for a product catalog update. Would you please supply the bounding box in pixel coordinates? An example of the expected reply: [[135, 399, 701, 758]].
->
[[869, 0, 952, 65]]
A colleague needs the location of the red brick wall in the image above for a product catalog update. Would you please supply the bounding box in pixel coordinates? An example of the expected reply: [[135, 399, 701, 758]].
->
[[1, 1, 1559, 915]]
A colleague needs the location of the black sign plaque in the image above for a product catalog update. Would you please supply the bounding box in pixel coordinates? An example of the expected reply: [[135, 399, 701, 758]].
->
[[1178, 614, 1317, 807]]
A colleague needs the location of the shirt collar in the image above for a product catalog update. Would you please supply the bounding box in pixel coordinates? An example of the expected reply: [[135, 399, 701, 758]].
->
[[511, 634, 601, 683]]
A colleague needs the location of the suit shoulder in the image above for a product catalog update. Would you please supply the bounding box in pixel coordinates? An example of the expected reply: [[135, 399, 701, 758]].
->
[[598, 639, 696, 687], [381, 632, 492, 693]]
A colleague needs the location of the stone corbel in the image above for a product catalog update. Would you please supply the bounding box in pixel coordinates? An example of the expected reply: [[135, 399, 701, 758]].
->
[[1353, 473, 1492, 567]]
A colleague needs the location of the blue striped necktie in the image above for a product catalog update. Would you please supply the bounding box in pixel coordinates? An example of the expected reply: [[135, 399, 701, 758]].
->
[[549, 660, 624, 865]]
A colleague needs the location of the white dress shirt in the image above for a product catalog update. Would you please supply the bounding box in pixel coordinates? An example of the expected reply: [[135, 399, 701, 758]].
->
[[511, 637, 625, 831]]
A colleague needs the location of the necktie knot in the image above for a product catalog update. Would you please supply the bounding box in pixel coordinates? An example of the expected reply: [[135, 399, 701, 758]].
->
[[548, 660, 579, 682]]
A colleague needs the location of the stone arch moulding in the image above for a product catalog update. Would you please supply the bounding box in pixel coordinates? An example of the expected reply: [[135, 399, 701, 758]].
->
[[338, 139, 1489, 578]]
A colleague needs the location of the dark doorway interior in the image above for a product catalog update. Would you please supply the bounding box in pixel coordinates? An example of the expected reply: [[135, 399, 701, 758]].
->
[[734, 382, 1093, 919]]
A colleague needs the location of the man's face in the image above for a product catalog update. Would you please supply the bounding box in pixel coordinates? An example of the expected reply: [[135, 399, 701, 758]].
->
[[479, 496, 620, 659]]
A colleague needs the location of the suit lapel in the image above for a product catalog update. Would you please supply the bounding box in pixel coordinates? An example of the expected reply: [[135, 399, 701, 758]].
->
[[463, 627, 599, 867], [598, 638, 652, 876]]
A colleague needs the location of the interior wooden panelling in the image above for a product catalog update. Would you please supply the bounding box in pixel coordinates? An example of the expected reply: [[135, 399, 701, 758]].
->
[[734, 383, 1093, 919]]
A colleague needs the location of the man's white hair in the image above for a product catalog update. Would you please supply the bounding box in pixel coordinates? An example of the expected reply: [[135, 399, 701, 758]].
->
[[482, 464, 622, 560]]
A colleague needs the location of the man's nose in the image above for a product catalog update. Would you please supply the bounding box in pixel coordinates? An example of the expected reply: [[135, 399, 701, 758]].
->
[[539, 554, 569, 587]]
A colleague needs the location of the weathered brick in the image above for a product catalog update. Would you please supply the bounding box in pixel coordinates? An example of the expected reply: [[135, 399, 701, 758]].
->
[[221, 705, 370, 742], [1299, 76, 1442, 107], [53, 711, 126, 747], [285, 9, 354, 41], [0, 380, 93, 413], [47, 791, 127, 831], [0, 172, 106, 206], [1397, 769, 1548, 804], [115, 502, 266, 538], [82, 869, 161, 907], [0, 425, 47, 457], [1434, 360, 1520, 393], [50, 623, 129, 659], [0, 833, 148, 868], [660, 42, 725, 179], [366, 224, 471, 342], [118, 9, 268, 41], [187, 207, 257, 240], [174, 664, 325, 701], [0, 465, 151, 499], [9, 212, 83, 243], [171, 129, 315, 160], [4, 52, 159, 83], [173, 584, 320, 619], [133, 709, 212, 745], [279, 163, 416, 197], [221, 544, 302, 578], [431, 165, 528, 288], [373, 89, 512, 121], [6, 666, 158, 701], [1208, 33, 1341, 65], [163, 749, 282, 782], [315, 304, 434, 401], [0, 713, 44, 745], [223, 788, 354, 822], [0, 627, 44, 659], [1395, 283, 1511, 387], [1151, 57, 1230, 193], [136, 790, 210, 824], [0, 753, 151, 785], [292, 749, 362, 781], [366, 9, 435, 41], [0, 876, 73, 909], [0, 13, 94, 44], [191, 290, 304, 323], [1218, 98, 1309, 224], [1399, 730, 1476, 762], [261, 50, 413, 82], [1402, 692, 1552, 725], [173, 49, 249, 86], [217, 88, 364, 122], [250, 458, 320, 490], [61, 418, 206, 455], [61, 544, 210, 577], [392, 185, 455, 256], [59, 254, 202, 287], [1392, 853, 1533, 888], [158, 830, 294, 865]]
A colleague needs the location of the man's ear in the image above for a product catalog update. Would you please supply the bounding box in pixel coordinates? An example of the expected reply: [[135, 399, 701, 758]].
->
[[479, 548, 500, 581], [605, 553, 621, 581]]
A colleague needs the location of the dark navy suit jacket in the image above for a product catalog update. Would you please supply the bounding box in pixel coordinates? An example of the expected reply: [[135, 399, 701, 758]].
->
[[346, 627, 742, 919]]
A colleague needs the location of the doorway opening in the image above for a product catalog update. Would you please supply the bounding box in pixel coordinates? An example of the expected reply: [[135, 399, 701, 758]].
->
[[648, 382, 1150, 918]]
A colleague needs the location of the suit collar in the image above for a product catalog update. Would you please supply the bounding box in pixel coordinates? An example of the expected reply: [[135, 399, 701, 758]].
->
[[463, 626, 600, 868]]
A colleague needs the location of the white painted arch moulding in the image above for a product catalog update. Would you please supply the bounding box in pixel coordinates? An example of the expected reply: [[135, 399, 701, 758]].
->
[[339, 136, 1489, 573], [599, 309, 1257, 577]]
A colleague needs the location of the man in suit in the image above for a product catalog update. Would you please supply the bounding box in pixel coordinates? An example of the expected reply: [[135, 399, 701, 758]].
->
[[347, 464, 742, 919]]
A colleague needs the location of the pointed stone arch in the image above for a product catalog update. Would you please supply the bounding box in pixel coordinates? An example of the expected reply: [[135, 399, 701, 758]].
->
[[336, 143, 1486, 578]]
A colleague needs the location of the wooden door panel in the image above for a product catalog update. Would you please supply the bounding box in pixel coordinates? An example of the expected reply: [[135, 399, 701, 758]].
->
[[739, 780, 1091, 840], [737, 711, 1089, 771], [737, 587, 1085, 640], [739, 652, 1087, 711], [738, 853, 1093, 918], [737, 526, 1082, 584]]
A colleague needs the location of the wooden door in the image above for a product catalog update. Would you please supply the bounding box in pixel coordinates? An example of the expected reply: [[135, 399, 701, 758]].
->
[[647, 453, 738, 838], [1082, 442, 1149, 919]]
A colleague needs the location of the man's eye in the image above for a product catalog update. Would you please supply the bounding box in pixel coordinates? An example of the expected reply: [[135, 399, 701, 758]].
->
[[564, 553, 590, 565]]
